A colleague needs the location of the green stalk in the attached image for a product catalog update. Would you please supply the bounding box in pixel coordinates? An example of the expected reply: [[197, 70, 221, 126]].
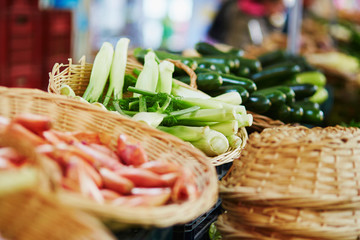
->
[[176, 109, 236, 122], [179, 97, 223, 109], [83, 42, 114, 102], [213, 92, 242, 105], [209, 120, 239, 136], [236, 113, 253, 127], [190, 129, 229, 156], [227, 134, 242, 149], [171, 80, 211, 99], [132, 112, 166, 127], [158, 125, 210, 142], [139, 96, 147, 112], [157, 60, 175, 94], [134, 51, 159, 97], [103, 38, 130, 106], [60, 84, 76, 97]]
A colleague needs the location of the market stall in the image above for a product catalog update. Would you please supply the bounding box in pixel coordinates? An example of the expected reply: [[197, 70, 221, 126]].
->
[[1, 0, 360, 240]]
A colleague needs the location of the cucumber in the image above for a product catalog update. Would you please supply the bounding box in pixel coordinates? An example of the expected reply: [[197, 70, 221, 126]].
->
[[257, 50, 289, 68], [245, 93, 272, 113], [260, 86, 295, 104], [289, 104, 304, 123], [197, 61, 231, 74], [195, 42, 244, 57], [309, 87, 328, 104], [294, 71, 326, 87], [251, 63, 301, 89], [237, 57, 262, 74], [253, 89, 287, 108], [286, 83, 318, 100], [234, 66, 250, 77], [192, 56, 239, 71], [208, 85, 249, 103], [220, 73, 257, 93], [291, 101, 323, 125], [177, 72, 223, 92]]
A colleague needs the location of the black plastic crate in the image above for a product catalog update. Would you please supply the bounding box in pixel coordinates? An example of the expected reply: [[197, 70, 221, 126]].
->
[[216, 162, 233, 180], [172, 198, 223, 240], [113, 226, 173, 240]]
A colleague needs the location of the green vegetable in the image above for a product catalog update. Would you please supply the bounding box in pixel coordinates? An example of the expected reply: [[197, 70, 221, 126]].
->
[[156, 60, 175, 94], [60, 84, 76, 97], [190, 129, 229, 156], [209, 85, 249, 103], [291, 101, 324, 124], [212, 92, 242, 105], [294, 71, 326, 87], [245, 93, 272, 113], [220, 73, 257, 93], [257, 49, 288, 68], [197, 61, 231, 74], [235, 113, 253, 127], [83, 42, 114, 102], [132, 112, 166, 128], [227, 134, 242, 149], [286, 83, 318, 100], [158, 125, 210, 141], [178, 71, 223, 92], [171, 80, 211, 99], [103, 38, 130, 106], [195, 41, 244, 57], [234, 66, 250, 77], [309, 87, 328, 104], [251, 63, 301, 89], [209, 120, 238, 136], [254, 89, 287, 108], [134, 51, 159, 97], [237, 57, 262, 74], [176, 109, 236, 123], [209, 222, 222, 240]]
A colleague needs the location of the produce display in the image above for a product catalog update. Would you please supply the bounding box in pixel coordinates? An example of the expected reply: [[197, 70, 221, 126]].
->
[[0, 113, 199, 207], [59, 38, 252, 157], [133, 42, 328, 125]]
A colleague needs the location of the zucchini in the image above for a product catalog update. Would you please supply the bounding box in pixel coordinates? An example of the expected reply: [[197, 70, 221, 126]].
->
[[245, 93, 272, 113], [195, 42, 244, 57], [237, 57, 262, 74], [309, 87, 328, 104], [177, 72, 223, 92], [234, 66, 250, 77], [208, 85, 249, 103], [257, 49, 288, 68], [294, 71, 326, 87], [197, 61, 231, 74], [289, 104, 304, 123], [286, 83, 318, 100], [253, 89, 287, 108], [192, 56, 239, 71], [291, 101, 323, 125], [220, 73, 257, 93], [260, 86, 295, 104], [251, 63, 301, 89]]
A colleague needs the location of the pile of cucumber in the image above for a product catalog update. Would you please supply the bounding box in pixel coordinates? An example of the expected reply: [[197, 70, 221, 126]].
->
[[133, 43, 329, 125]]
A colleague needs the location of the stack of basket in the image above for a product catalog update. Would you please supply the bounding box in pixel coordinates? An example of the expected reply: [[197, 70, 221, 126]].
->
[[217, 125, 360, 240]]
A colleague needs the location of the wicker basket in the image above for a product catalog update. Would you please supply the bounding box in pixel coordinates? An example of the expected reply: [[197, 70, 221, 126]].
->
[[0, 132, 115, 240], [0, 86, 218, 228], [220, 125, 360, 209], [47, 56, 246, 166]]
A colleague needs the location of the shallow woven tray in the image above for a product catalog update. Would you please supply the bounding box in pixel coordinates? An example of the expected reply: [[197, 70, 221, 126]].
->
[[47, 56, 246, 166], [221, 200, 360, 240], [220, 125, 360, 209], [0, 86, 218, 228], [216, 213, 314, 240]]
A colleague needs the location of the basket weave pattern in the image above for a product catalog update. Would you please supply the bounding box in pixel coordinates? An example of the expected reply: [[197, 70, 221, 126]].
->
[[48, 56, 245, 166], [217, 125, 360, 239], [0, 86, 218, 228]]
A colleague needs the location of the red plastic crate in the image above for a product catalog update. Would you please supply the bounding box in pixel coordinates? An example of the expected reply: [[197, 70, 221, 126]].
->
[[3, 0, 39, 10], [7, 64, 42, 88], [42, 9, 72, 37]]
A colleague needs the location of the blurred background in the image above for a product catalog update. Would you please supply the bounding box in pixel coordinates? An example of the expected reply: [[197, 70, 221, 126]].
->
[[1, 0, 360, 125]]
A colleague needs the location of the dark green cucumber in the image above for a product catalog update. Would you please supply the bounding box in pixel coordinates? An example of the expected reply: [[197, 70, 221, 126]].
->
[[286, 83, 318, 100], [208, 85, 249, 103], [259, 86, 295, 104], [197, 61, 231, 74], [291, 101, 323, 124], [219, 73, 257, 93], [292, 100, 320, 110], [251, 63, 301, 89], [192, 56, 239, 71], [195, 42, 244, 57], [257, 50, 289, 68], [234, 66, 250, 77], [245, 93, 272, 113], [289, 104, 304, 123], [253, 89, 287, 108], [237, 57, 262, 74], [177, 72, 223, 92]]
